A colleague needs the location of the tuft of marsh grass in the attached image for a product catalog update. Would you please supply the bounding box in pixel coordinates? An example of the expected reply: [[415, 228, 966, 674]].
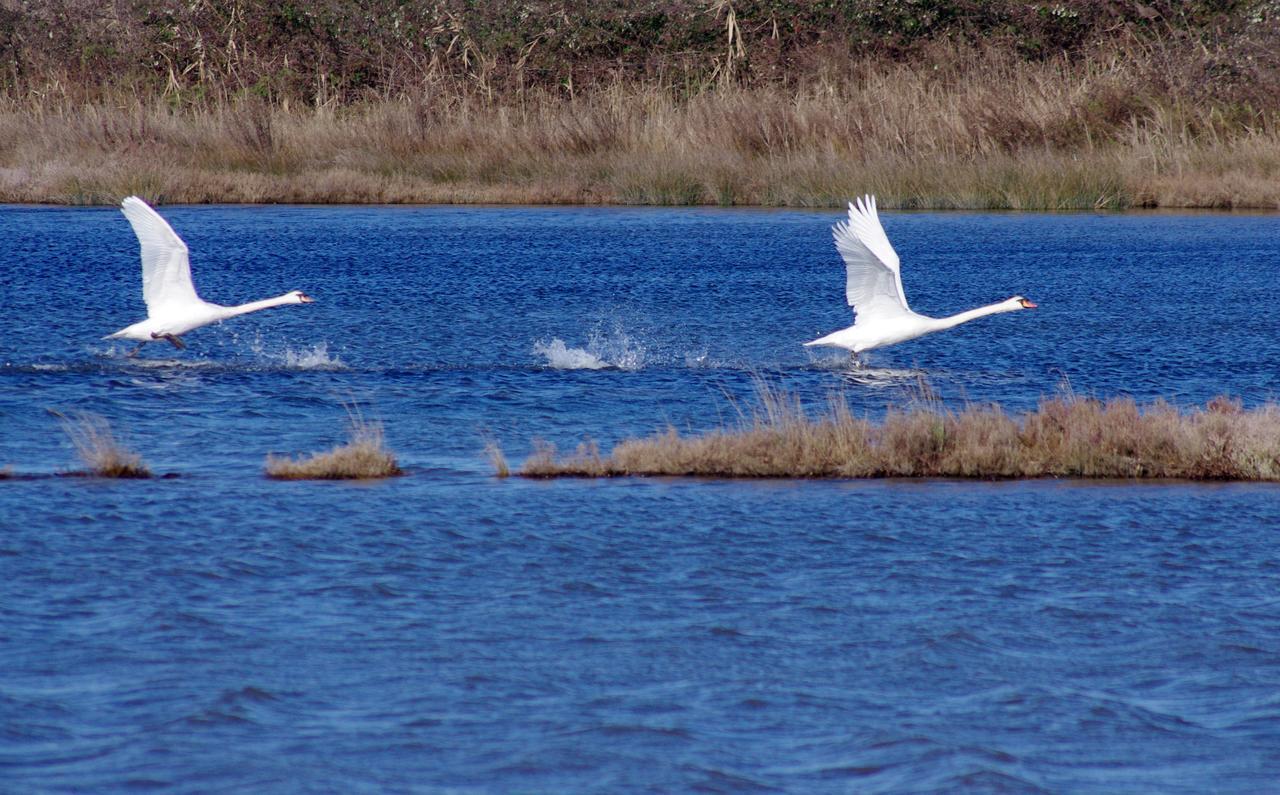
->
[[484, 440, 510, 478], [265, 416, 402, 480], [57, 411, 151, 478], [519, 385, 1280, 481]]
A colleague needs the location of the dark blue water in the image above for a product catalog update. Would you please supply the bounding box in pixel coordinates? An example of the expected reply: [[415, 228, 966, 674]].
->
[[2, 205, 1279, 792]]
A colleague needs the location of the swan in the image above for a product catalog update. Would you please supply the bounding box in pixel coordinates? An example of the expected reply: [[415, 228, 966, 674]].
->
[[105, 196, 313, 353], [804, 195, 1035, 356]]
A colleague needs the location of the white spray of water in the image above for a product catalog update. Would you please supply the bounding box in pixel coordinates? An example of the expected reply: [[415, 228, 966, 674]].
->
[[533, 339, 611, 370], [277, 342, 346, 370], [247, 333, 347, 370], [533, 326, 648, 371]]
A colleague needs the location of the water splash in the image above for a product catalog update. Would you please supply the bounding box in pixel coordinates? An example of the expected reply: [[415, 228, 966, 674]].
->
[[534, 328, 646, 371], [246, 333, 347, 370], [533, 339, 611, 370], [275, 343, 346, 370]]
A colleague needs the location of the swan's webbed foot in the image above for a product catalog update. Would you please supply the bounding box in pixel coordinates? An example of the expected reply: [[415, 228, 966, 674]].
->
[[126, 342, 145, 358], [151, 332, 186, 350]]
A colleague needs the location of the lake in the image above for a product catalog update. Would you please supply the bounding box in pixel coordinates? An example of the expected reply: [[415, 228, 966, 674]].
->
[[2, 205, 1278, 791]]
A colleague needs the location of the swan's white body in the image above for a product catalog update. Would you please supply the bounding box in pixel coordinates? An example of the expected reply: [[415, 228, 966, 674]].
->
[[805, 195, 1034, 354], [105, 196, 312, 350]]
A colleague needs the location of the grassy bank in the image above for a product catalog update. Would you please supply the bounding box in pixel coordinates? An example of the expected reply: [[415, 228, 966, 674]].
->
[[4, 59, 1280, 209], [2, 2, 1277, 208], [515, 387, 1280, 480], [5, 79, 1274, 207]]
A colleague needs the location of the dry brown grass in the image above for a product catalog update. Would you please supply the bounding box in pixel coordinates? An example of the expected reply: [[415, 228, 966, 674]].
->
[[2, 45, 1278, 209], [518, 387, 1280, 481], [484, 440, 510, 478], [58, 411, 151, 478], [265, 416, 402, 480]]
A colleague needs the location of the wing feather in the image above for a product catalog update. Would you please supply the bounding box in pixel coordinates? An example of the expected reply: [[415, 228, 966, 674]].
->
[[120, 196, 200, 313], [832, 195, 910, 321]]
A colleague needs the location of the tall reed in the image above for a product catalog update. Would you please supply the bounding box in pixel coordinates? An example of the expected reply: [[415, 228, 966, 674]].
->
[[517, 386, 1280, 481]]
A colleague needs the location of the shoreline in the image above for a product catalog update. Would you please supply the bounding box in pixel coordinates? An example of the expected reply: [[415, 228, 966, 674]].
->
[[5, 198, 1280, 213], [4, 163, 1277, 211]]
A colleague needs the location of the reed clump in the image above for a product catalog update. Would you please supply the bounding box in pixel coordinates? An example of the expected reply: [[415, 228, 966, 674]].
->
[[58, 411, 151, 478], [265, 417, 402, 480], [518, 388, 1280, 481]]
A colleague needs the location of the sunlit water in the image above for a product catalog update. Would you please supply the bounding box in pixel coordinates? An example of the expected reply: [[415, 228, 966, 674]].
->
[[2, 205, 1279, 791]]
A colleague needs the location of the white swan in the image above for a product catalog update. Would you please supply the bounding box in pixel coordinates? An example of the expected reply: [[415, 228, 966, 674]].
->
[[105, 196, 313, 353], [805, 195, 1035, 355]]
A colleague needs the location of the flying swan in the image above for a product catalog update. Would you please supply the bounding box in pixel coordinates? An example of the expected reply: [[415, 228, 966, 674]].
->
[[805, 195, 1035, 356], [105, 196, 313, 353]]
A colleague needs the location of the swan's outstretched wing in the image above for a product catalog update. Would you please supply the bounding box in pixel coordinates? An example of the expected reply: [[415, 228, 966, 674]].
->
[[832, 195, 910, 321], [120, 196, 201, 313]]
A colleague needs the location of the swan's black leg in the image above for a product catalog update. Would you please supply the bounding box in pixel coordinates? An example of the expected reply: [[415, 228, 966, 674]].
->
[[126, 342, 145, 358], [151, 332, 186, 350]]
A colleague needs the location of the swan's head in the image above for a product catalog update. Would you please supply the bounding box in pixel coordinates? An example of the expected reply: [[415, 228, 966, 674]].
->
[[289, 290, 315, 304], [1010, 295, 1037, 310]]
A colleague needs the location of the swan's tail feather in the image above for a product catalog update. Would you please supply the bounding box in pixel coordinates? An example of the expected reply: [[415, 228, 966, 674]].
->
[[804, 332, 841, 348]]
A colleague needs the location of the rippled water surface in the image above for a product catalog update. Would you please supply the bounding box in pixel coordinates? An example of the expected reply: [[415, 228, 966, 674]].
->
[[2, 205, 1279, 792]]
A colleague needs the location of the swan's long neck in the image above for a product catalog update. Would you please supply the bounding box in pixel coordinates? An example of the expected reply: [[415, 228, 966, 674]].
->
[[927, 300, 1020, 333], [215, 293, 298, 320]]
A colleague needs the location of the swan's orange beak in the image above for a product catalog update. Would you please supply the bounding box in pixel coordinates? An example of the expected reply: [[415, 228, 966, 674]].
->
[[1019, 298, 1037, 309], [299, 293, 315, 303]]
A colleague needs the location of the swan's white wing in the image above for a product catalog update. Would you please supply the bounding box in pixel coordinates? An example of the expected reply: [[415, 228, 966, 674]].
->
[[120, 196, 201, 313], [832, 195, 910, 321]]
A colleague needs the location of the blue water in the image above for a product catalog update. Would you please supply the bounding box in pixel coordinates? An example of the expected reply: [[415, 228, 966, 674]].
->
[[2, 205, 1279, 792]]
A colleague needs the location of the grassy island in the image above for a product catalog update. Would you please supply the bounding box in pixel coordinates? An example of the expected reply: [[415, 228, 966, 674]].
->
[[2, 1, 1279, 208], [513, 387, 1280, 481]]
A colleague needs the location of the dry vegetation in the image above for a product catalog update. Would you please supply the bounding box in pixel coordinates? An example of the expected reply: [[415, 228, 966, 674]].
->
[[484, 440, 511, 478], [265, 417, 403, 480], [516, 386, 1280, 480], [58, 412, 152, 478], [1, 1, 1278, 208]]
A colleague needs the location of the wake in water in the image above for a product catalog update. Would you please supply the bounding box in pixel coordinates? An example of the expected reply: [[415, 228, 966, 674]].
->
[[84, 337, 347, 371]]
